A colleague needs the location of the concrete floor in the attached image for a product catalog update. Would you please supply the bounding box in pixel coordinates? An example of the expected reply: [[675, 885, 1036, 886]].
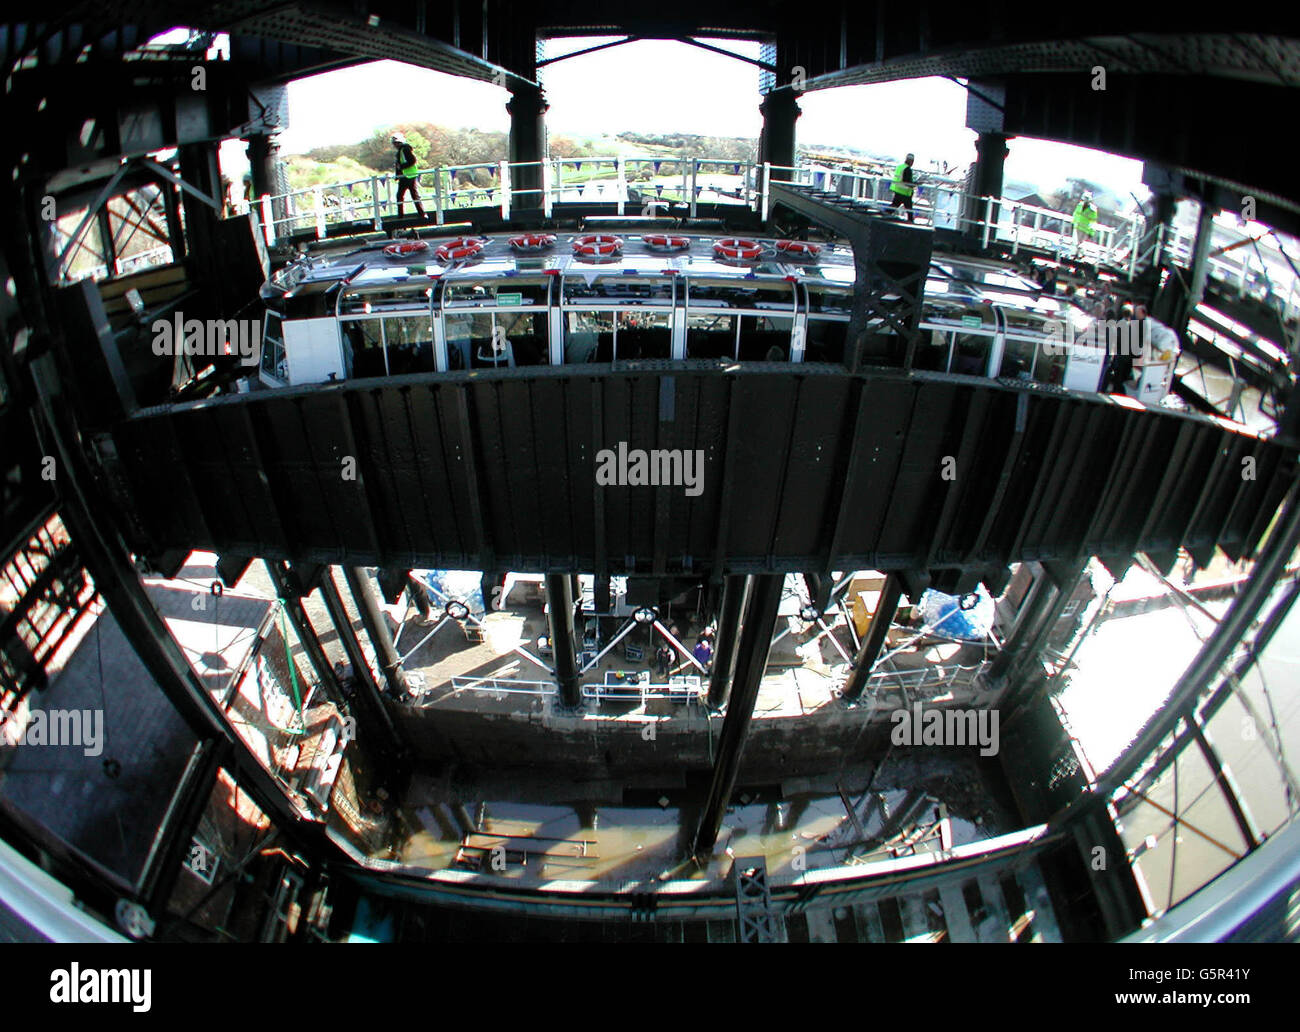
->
[[384, 747, 1018, 886]]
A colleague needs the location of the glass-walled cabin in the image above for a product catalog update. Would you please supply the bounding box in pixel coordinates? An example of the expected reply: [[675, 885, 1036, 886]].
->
[[442, 276, 552, 370], [561, 274, 676, 362], [258, 255, 1109, 398]]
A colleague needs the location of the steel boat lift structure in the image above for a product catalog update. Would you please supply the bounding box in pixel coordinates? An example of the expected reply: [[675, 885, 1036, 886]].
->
[[2, 4, 1300, 943]]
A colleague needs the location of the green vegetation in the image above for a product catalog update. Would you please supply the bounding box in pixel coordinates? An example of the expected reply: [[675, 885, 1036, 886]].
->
[[287, 124, 760, 193]]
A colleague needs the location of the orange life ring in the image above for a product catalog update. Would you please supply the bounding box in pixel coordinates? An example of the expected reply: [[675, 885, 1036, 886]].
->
[[643, 233, 690, 252], [713, 238, 762, 261], [434, 237, 485, 262], [383, 240, 429, 257], [572, 234, 623, 257], [509, 233, 556, 251], [775, 239, 822, 257]]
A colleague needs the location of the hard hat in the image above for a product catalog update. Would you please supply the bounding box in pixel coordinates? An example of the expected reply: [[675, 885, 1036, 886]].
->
[[391, 131, 406, 144], [1082, 190, 1093, 201]]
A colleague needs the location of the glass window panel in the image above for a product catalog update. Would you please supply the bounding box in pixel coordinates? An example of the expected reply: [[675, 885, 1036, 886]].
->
[[260, 312, 286, 382], [383, 314, 436, 374], [1203, 694, 1293, 839], [805, 317, 848, 363], [687, 310, 736, 359], [1119, 733, 1250, 912], [445, 277, 550, 307], [445, 312, 495, 370], [806, 286, 852, 316], [924, 298, 994, 329], [1036, 341, 1070, 386], [563, 275, 674, 305], [914, 328, 952, 372], [738, 314, 793, 361], [498, 310, 550, 366], [688, 278, 795, 309], [1002, 308, 1050, 336], [951, 332, 994, 375], [999, 337, 1036, 379], [340, 286, 428, 314], [615, 310, 671, 359], [340, 318, 386, 379], [565, 310, 614, 363]]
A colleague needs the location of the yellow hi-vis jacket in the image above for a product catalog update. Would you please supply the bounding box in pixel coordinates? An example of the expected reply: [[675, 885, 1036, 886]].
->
[[395, 143, 419, 179], [1073, 201, 1098, 237], [890, 162, 914, 197]]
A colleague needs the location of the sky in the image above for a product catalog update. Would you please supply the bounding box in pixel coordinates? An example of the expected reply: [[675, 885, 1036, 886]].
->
[[248, 37, 1149, 208]]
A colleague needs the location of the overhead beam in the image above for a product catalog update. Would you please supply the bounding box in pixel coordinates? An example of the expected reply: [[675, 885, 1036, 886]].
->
[[671, 36, 777, 73], [536, 36, 640, 66], [102, 366, 1297, 579]]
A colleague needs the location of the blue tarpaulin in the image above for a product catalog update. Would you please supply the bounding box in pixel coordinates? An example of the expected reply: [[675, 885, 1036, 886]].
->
[[917, 585, 994, 641]]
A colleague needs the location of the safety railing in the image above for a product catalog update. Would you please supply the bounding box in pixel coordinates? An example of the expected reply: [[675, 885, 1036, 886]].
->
[[581, 673, 705, 705], [769, 163, 1147, 277], [410, 672, 708, 708], [401, 652, 980, 712], [1165, 219, 1300, 342], [846, 660, 991, 700], [544, 156, 758, 218], [254, 155, 764, 242], [432, 675, 558, 700], [249, 154, 1296, 303]]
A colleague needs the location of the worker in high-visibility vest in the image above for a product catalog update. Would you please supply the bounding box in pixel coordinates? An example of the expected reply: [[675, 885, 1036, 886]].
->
[[391, 131, 428, 219], [888, 153, 916, 221], [1071, 191, 1098, 256]]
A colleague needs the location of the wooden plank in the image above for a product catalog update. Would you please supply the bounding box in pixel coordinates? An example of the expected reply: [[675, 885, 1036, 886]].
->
[[853, 902, 885, 942], [1016, 863, 1064, 943], [97, 263, 188, 299], [458, 836, 599, 860], [898, 894, 934, 943], [803, 907, 839, 943], [937, 882, 978, 943], [706, 919, 736, 943], [976, 873, 1014, 943]]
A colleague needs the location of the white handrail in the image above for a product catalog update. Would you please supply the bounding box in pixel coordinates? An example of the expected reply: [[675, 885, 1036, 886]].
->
[[241, 154, 1297, 311]]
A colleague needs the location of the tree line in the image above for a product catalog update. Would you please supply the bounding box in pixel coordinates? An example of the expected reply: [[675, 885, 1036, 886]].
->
[[304, 124, 760, 174]]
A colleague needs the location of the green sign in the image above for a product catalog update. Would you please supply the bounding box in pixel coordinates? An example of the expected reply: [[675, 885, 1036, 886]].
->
[[496, 292, 523, 306], [961, 314, 982, 327]]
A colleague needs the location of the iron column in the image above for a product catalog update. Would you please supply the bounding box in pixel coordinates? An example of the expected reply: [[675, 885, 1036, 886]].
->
[[318, 570, 406, 760], [693, 574, 784, 859], [840, 572, 904, 702], [265, 560, 348, 711], [707, 575, 749, 708], [546, 573, 582, 708], [343, 566, 408, 700]]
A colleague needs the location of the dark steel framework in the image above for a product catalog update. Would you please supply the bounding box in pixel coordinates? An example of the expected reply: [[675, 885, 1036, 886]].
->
[[1, 3, 1299, 941], [104, 366, 1292, 586]]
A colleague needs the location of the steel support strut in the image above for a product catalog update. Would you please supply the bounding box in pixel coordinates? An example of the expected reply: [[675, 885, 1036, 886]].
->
[[343, 566, 407, 699], [693, 574, 784, 860], [546, 574, 582, 708], [266, 561, 349, 711], [317, 570, 406, 762], [1053, 484, 1300, 829], [26, 355, 323, 847], [840, 572, 904, 702], [707, 575, 749, 708]]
